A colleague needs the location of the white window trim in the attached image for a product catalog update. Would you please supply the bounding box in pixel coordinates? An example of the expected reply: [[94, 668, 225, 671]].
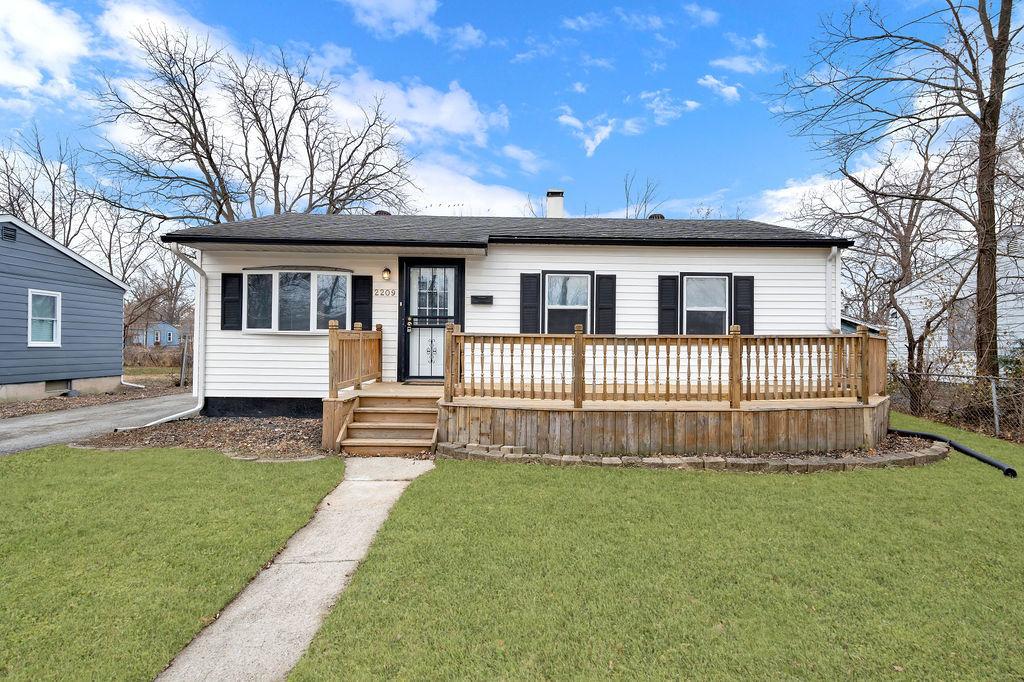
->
[[166, 331, 174, 343], [242, 270, 352, 335], [544, 272, 592, 333], [27, 289, 61, 348], [682, 275, 729, 335]]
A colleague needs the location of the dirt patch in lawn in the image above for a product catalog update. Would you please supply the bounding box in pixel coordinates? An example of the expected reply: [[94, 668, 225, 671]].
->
[[80, 416, 326, 459], [0, 374, 187, 420]]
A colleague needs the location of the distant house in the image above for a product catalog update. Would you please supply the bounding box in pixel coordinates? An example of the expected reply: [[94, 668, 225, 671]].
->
[[891, 237, 1024, 374], [0, 215, 129, 402], [840, 315, 885, 335], [129, 321, 184, 348]]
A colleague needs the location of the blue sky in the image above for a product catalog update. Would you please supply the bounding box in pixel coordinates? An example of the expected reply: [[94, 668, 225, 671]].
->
[[0, 0, 921, 221]]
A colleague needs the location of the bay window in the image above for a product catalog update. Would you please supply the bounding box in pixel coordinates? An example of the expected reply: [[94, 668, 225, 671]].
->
[[242, 270, 350, 332]]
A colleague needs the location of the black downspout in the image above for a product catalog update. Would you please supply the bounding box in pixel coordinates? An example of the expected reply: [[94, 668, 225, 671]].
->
[[889, 428, 1017, 478]]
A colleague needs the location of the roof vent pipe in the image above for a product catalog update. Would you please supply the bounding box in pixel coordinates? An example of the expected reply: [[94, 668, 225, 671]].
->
[[545, 189, 565, 218], [647, 213, 665, 220]]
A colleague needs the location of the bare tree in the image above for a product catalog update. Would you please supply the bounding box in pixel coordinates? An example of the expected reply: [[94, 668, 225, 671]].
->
[[622, 171, 662, 218], [793, 132, 975, 412], [94, 25, 413, 225], [779, 0, 1024, 377], [0, 125, 96, 248]]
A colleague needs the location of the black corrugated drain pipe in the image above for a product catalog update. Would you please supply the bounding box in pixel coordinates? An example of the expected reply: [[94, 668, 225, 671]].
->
[[889, 427, 1017, 478]]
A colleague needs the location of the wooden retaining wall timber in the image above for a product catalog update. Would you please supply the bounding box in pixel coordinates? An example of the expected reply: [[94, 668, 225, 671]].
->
[[438, 398, 890, 456]]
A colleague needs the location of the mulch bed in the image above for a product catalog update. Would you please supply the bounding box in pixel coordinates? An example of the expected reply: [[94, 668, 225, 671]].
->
[[0, 375, 187, 420], [754, 434, 932, 460], [80, 416, 326, 459]]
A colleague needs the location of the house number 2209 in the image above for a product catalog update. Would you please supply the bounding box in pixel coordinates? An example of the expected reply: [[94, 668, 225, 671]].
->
[[374, 288, 397, 296]]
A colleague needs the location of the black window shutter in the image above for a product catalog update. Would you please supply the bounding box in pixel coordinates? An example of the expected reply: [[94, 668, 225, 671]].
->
[[595, 274, 616, 334], [352, 275, 373, 329], [657, 275, 679, 334], [221, 273, 242, 330], [733, 276, 754, 334], [520, 273, 541, 333]]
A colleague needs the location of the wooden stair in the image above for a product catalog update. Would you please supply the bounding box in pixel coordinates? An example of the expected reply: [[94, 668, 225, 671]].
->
[[340, 393, 439, 456]]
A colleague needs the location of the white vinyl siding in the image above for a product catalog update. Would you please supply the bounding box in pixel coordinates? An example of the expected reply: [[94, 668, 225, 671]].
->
[[202, 252, 399, 398], [464, 244, 837, 337], [201, 244, 838, 398]]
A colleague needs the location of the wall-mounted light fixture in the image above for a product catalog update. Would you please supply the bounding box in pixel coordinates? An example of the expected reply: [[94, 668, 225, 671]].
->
[[382, 267, 392, 281]]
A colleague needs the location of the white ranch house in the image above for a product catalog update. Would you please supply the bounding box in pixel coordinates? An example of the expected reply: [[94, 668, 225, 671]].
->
[[164, 192, 889, 457]]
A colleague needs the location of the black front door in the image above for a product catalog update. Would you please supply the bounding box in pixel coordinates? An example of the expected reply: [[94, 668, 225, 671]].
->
[[398, 258, 465, 380]]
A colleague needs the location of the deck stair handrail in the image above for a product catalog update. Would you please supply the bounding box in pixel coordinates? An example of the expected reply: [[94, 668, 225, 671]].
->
[[443, 323, 887, 408], [327, 321, 383, 398]]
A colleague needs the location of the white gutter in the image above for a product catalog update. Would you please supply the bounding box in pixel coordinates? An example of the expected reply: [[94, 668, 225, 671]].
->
[[116, 244, 207, 430], [826, 246, 839, 332], [834, 246, 842, 331]]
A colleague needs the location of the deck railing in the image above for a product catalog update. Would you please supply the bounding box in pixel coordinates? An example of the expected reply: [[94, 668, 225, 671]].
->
[[443, 324, 887, 408], [327, 321, 383, 398]]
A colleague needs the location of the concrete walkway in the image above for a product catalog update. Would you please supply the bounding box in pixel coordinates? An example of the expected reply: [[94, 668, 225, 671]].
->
[[0, 393, 197, 455], [158, 457, 434, 682]]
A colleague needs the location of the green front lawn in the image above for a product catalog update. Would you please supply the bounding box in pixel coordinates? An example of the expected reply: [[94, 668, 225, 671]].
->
[[0, 446, 343, 681], [293, 413, 1024, 679]]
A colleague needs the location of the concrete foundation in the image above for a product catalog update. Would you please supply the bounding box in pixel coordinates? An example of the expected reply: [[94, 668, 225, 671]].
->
[[0, 375, 123, 403]]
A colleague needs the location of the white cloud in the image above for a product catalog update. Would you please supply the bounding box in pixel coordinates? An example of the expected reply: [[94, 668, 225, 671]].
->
[[640, 89, 700, 124], [710, 54, 779, 74], [683, 3, 720, 26], [555, 105, 615, 156], [615, 9, 664, 31], [333, 71, 505, 146], [697, 74, 740, 102], [98, 0, 225, 52], [562, 12, 606, 31], [409, 160, 534, 216], [581, 54, 614, 70], [621, 117, 645, 135], [726, 31, 771, 50], [501, 144, 544, 174], [336, 0, 440, 39], [556, 105, 584, 130], [751, 173, 835, 225], [571, 81, 587, 94], [512, 36, 561, 63], [448, 23, 486, 51], [310, 43, 354, 72], [0, 0, 90, 99]]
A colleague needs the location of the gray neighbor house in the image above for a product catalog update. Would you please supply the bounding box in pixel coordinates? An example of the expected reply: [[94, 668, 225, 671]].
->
[[0, 215, 129, 402]]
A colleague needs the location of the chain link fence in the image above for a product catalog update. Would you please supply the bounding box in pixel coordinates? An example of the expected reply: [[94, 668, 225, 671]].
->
[[888, 371, 1024, 440]]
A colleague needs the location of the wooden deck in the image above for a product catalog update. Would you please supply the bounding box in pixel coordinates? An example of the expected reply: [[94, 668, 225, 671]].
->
[[323, 325, 891, 457], [437, 395, 890, 457]]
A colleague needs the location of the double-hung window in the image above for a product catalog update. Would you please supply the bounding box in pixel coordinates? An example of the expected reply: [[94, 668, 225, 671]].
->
[[243, 270, 351, 333], [545, 272, 591, 333], [28, 289, 61, 347], [682, 275, 729, 334]]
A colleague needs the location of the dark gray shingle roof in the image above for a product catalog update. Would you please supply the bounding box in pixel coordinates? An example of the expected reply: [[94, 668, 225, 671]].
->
[[161, 213, 853, 248]]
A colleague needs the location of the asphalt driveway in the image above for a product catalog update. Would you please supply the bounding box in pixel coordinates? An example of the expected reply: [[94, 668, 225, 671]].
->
[[0, 394, 197, 455]]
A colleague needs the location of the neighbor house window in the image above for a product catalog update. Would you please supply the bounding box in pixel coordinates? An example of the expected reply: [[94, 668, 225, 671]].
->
[[947, 297, 975, 351], [28, 289, 61, 347], [166, 331, 173, 343], [545, 272, 590, 333], [243, 270, 350, 332], [683, 275, 729, 334]]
